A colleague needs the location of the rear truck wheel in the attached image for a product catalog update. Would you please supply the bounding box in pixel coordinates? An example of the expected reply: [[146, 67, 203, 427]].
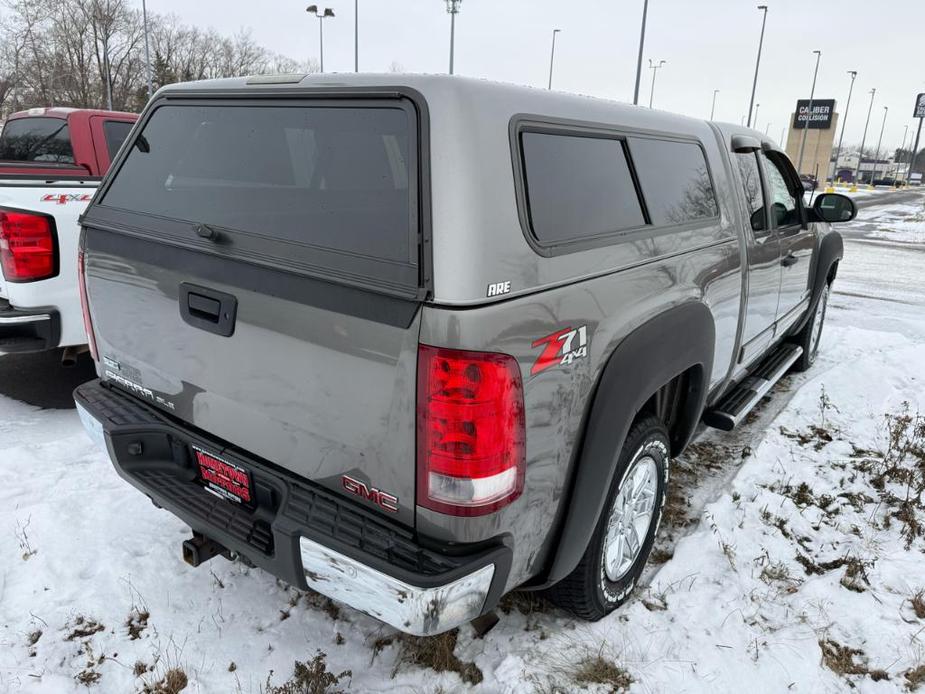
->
[[547, 415, 669, 620], [792, 282, 830, 372]]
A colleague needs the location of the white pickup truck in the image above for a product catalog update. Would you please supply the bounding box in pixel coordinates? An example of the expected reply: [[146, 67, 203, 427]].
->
[[0, 107, 136, 360]]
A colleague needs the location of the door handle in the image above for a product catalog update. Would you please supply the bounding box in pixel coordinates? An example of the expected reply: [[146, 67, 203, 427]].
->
[[179, 283, 237, 337], [781, 252, 798, 267], [187, 293, 221, 322]]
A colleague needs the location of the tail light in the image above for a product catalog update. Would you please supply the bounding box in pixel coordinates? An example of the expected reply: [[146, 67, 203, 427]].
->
[[417, 345, 525, 516], [0, 209, 57, 282], [77, 249, 98, 361]]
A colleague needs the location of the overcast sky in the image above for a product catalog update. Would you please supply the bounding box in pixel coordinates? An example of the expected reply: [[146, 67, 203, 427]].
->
[[147, 0, 923, 152]]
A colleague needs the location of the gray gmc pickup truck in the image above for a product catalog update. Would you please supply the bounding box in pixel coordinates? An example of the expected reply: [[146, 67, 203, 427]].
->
[[74, 74, 853, 636]]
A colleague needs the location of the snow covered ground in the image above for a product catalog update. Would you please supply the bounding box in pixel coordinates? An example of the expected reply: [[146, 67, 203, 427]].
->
[[2, 195, 924, 693]]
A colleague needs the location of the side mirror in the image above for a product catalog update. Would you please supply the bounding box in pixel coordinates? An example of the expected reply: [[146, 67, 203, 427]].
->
[[812, 193, 857, 223], [731, 135, 761, 153]]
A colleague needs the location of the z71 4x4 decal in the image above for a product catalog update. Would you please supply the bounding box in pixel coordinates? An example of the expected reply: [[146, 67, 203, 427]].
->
[[531, 325, 589, 375]]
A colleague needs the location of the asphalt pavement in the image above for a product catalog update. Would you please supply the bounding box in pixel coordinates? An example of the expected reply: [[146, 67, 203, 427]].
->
[[0, 349, 96, 409]]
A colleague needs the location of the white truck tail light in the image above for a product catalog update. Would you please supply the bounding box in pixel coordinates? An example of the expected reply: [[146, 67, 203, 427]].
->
[[0, 209, 57, 282]]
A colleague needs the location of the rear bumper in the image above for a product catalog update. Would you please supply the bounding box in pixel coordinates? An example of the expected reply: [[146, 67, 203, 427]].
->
[[74, 379, 511, 636], [0, 299, 60, 352]]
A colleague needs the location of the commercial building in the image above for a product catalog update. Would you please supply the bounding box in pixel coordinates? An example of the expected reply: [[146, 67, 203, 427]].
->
[[784, 99, 838, 180]]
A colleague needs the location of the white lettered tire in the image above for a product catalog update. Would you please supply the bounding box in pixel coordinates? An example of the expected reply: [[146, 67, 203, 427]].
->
[[547, 416, 669, 619]]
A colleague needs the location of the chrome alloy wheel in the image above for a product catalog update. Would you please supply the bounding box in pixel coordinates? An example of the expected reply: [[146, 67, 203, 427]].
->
[[602, 453, 659, 582], [809, 284, 829, 359]]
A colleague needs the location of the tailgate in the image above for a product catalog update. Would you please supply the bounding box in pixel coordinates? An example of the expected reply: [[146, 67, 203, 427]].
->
[[81, 95, 428, 528]]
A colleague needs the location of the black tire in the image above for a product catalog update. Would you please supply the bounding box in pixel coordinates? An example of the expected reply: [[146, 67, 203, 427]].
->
[[791, 282, 830, 372], [546, 415, 669, 620]]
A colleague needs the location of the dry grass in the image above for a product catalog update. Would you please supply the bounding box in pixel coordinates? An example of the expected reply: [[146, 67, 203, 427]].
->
[[126, 608, 150, 640], [65, 616, 105, 641], [819, 639, 889, 683], [391, 629, 483, 685], [142, 667, 189, 694], [910, 590, 925, 620], [573, 654, 634, 692], [905, 664, 925, 691], [264, 652, 351, 694]]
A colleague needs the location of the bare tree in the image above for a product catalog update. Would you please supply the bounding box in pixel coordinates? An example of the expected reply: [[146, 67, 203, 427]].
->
[[0, 0, 311, 117]]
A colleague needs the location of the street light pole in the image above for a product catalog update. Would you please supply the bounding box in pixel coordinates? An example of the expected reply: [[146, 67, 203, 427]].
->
[[710, 89, 719, 120], [142, 0, 152, 98], [854, 88, 876, 184], [753, 103, 760, 129], [898, 124, 910, 183], [446, 0, 462, 75], [832, 70, 857, 182], [648, 59, 666, 109], [747, 5, 768, 127], [796, 49, 821, 174], [870, 106, 888, 184], [547, 29, 560, 90], [306, 6, 335, 73], [354, 0, 358, 72], [632, 0, 649, 106]]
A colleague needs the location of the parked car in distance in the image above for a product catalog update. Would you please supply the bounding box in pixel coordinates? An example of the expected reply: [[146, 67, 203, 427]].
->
[[0, 107, 137, 359], [75, 74, 853, 635], [799, 173, 817, 192]]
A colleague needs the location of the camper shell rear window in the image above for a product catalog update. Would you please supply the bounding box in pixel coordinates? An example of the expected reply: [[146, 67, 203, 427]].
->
[[94, 97, 423, 298]]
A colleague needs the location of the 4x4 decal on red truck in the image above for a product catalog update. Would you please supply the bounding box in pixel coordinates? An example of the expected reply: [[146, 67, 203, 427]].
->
[[531, 325, 589, 375]]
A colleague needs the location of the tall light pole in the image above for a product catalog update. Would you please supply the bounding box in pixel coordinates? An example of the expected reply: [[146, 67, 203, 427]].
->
[[547, 29, 561, 90], [306, 6, 335, 73], [747, 5, 768, 128], [796, 49, 821, 174], [854, 88, 876, 184], [648, 59, 666, 109], [898, 124, 910, 183], [832, 70, 857, 182], [710, 89, 719, 120], [446, 0, 462, 75], [870, 106, 888, 184], [753, 103, 760, 129], [765, 122, 771, 135], [142, 0, 152, 98], [632, 0, 649, 105], [354, 0, 358, 72]]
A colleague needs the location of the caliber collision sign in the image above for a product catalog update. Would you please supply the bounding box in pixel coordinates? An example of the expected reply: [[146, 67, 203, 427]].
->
[[793, 99, 836, 129], [914, 93, 925, 119]]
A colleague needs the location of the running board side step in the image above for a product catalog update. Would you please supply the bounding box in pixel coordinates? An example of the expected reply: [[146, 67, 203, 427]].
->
[[703, 343, 803, 431]]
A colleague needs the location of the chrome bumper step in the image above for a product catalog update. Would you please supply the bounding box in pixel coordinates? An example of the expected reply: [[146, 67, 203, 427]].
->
[[703, 343, 803, 431]]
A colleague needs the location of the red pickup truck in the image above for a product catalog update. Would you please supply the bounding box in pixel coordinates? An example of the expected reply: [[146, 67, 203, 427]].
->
[[0, 107, 137, 178], [0, 107, 137, 358]]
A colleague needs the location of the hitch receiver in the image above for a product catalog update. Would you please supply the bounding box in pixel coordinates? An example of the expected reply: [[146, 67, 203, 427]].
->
[[182, 532, 231, 567]]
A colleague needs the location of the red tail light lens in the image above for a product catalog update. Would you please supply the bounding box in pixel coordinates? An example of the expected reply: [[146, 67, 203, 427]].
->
[[0, 210, 57, 282], [417, 345, 525, 516], [77, 249, 98, 361]]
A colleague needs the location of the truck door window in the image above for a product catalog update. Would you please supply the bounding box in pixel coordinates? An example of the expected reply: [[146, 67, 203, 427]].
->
[[760, 153, 801, 228], [735, 152, 767, 234], [0, 117, 75, 164], [628, 137, 719, 226]]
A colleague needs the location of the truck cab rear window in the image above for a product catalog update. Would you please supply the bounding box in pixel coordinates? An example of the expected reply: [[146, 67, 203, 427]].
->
[[0, 117, 75, 164], [103, 120, 134, 161], [101, 103, 416, 270]]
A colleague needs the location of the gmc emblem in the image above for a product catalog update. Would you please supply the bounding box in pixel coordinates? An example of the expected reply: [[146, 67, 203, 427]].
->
[[342, 475, 399, 513]]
